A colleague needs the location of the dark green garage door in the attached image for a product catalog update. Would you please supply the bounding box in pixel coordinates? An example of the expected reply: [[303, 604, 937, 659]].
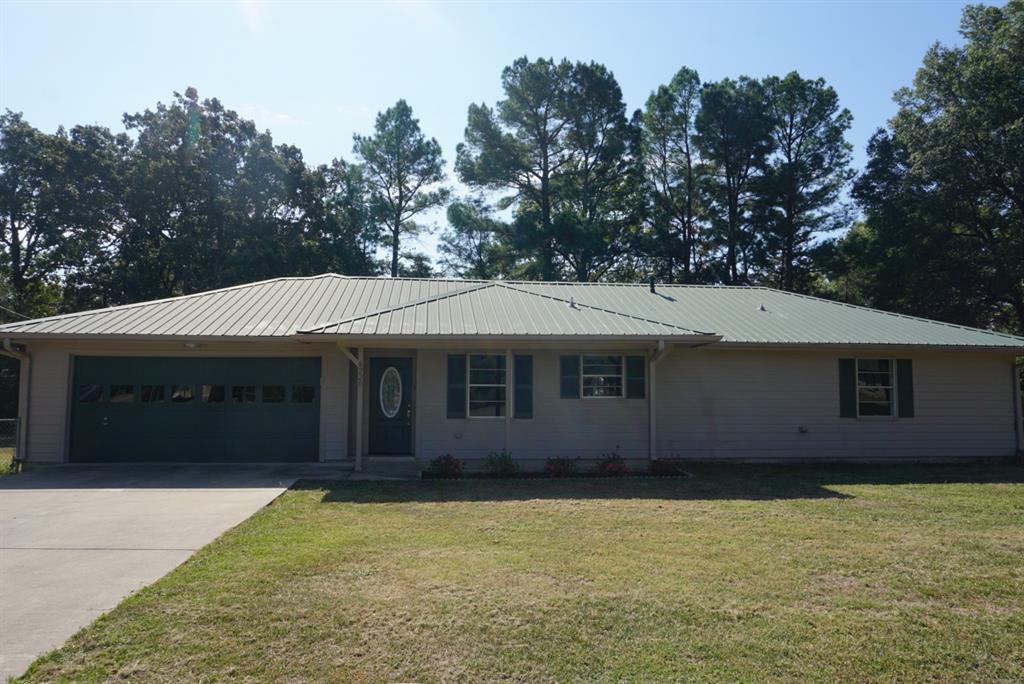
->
[[71, 356, 321, 463]]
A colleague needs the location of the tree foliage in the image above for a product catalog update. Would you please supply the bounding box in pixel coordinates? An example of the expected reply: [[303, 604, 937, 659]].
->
[[830, 0, 1024, 333], [354, 100, 449, 278]]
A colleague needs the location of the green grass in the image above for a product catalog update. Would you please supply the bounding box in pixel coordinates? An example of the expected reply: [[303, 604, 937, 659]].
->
[[18, 464, 1024, 683]]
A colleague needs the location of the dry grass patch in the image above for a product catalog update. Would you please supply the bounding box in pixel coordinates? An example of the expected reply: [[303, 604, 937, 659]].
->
[[17, 464, 1024, 683]]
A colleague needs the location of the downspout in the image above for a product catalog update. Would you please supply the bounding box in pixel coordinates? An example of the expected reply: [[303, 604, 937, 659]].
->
[[648, 340, 670, 461], [1, 338, 31, 466]]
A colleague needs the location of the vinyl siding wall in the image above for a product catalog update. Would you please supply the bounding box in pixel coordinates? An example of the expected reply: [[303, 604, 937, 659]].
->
[[415, 349, 649, 465], [16, 340, 1019, 465], [654, 347, 1019, 460], [20, 339, 350, 464]]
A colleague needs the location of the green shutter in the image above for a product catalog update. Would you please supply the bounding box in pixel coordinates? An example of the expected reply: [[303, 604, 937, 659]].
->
[[446, 354, 466, 419], [514, 355, 533, 419], [896, 359, 914, 418], [838, 358, 857, 418], [560, 355, 580, 399], [626, 356, 646, 398]]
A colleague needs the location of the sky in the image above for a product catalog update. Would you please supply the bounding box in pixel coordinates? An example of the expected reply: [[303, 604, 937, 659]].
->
[[1, 0, 973, 260]]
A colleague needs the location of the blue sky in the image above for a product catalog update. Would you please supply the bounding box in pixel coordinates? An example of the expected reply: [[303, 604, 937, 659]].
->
[[1, 0, 972, 258]]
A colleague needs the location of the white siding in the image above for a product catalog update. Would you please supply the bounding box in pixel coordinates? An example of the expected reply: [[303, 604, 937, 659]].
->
[[415, 349, 649, 465], [21, 340, 349, 463], [655, 347, 1018, 460]]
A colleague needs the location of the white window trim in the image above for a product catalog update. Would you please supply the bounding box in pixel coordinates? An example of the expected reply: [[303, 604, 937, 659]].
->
[[855, 358, 897, 419], [466, 353, 507, 420], [581, 354, 625, 400]]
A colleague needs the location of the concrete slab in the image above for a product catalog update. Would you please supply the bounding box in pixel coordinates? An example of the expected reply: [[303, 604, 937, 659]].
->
[[0, 464, 348, 680]]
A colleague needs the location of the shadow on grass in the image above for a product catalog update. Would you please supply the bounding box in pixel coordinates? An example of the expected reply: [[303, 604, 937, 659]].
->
[[302, 463, 1024, 504]]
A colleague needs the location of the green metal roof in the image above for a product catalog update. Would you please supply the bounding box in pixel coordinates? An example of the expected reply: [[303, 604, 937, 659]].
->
[[0, 274, 1021, 349]]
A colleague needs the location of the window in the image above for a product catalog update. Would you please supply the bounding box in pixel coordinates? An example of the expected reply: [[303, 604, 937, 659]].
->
[[201, 384, 225, 403], [468, 354, 506, 418], [262, 385, 285, 403], [109, 385, 135, 403], [77, 384, 103, 402], [232, 385, 256, 403], [171, 385, 195, 403], [582, 355, 623, 398], [140, 385, 165, 403], [856, 359, 894, 417], [291, 385, 316, 403]]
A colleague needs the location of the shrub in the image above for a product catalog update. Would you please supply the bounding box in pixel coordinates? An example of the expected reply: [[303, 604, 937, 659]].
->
[[595, 452, 629, 477], [650, 459, 690, 476], [544, 457, 578, 478], [427, 454, 464, 478], [485, 450, 519, 477]]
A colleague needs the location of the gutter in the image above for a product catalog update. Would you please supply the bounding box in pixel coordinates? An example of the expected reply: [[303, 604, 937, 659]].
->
[[1, 339, 31, 465]]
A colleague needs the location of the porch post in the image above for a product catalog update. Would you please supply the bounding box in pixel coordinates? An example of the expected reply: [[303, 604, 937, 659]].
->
[[355, 347, 364, 471], [505, 348, 512, 452], [648, 340, 668, 460]]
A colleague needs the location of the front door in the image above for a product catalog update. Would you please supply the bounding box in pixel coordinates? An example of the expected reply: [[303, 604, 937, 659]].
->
[[368, 357, 413, 455]]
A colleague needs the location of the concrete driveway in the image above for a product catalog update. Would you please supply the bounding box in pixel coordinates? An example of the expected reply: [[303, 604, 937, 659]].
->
[[0, 464, 348, 680]]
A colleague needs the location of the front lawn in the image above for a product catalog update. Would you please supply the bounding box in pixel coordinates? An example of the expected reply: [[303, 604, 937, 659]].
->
[[19, 464, 1024, 683]]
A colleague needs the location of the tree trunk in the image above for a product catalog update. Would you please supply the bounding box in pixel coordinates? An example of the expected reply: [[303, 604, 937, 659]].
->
[[390, 223, 400, 278]]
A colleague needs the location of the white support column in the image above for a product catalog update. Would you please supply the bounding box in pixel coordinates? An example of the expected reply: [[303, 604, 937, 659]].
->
[[356, 348, 365, 471], [648, 340, 669, 461], [505, 348, 513, 452], [1014, 363, 1023, 456]]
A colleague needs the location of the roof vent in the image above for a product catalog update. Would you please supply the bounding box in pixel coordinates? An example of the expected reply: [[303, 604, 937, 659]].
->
[[758, 303, 768, 312], [569, 296, 577, 309], [649, 276, 656, 294]]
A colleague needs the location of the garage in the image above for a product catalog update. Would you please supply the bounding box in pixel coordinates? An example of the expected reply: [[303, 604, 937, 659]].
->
[[70, 356, 321, 463]]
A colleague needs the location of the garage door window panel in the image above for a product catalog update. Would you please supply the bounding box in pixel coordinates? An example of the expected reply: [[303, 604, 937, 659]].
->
[[232, 385, 256, 403], [292, 385, 316, 403], [109, 385, 135, 403], [141, 385, 165, 403], [77, 384, 103, 402], [262, 385, 286, 403], [171, 385, 195, 403]]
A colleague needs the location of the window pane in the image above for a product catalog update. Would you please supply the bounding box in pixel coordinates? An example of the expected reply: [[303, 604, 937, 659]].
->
[[469, 354, 505, 370], [141, 385, 165, 403], [291, 385, 316, 403], [583, 376, 623, 397], [858, 401, 893, 416], [469, 386, 506, 402], [469, 401, 505, 417], [77, 384, 103, 402], [231, 385, 256, 403], [262, 385, 285, 403], [469, 369, 505, 385], [583, 355, 621, 367], [857, 371, 892, 387], [171, 385, 195, 403], [109, 385, 134, 403], [202, 384, 225, 403], [857, 359, 891, 373], [858, 387, 892, 404]]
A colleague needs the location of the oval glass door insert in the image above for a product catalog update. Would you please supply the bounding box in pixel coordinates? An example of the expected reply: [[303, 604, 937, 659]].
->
[[380, 366, 402, 418]]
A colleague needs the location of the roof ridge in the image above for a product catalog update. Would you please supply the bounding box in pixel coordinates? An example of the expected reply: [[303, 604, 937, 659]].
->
[[493, 282, 715, 335], [760, 287, 1024, 344], [298, 281, 497, 333], [0, 273, 350, 332]]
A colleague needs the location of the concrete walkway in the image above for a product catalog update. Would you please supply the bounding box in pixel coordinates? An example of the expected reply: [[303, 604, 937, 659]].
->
[[0, 464, 349, 680]]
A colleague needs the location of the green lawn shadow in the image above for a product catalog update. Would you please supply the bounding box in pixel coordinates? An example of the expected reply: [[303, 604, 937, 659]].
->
[[302, 463, 1024, 504]]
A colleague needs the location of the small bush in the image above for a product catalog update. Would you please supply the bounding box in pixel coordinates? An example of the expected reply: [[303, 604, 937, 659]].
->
[[544, 457, 578, 478], [595, 452, 629, 477], [650, 459, 690, 476], [485, 450, 519, 477], [427, 454, 464, 478]]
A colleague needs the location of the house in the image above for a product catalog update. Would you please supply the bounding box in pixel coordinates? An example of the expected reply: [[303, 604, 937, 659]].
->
[[0, 274, 1021, 470]]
